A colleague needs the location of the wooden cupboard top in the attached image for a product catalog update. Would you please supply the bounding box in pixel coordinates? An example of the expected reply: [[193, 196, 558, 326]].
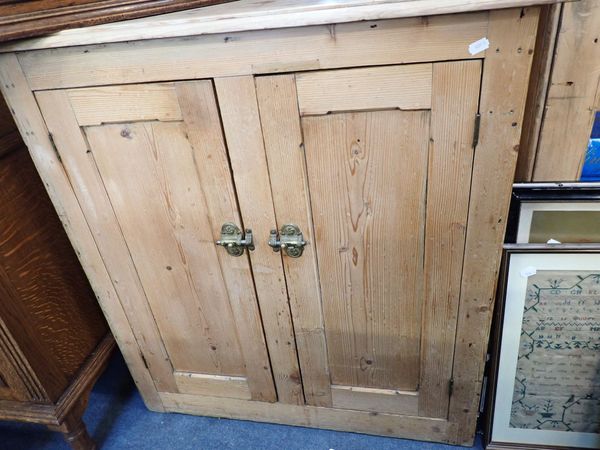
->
[[0, 0, 563, 52]]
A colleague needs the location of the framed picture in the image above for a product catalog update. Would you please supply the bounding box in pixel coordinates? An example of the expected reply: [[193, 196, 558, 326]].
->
[[485, 247, 600, 449], [506, 183, 600, 244]]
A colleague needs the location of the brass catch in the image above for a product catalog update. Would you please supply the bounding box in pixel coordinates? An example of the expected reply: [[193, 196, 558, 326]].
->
[[268, 224, 307, 258], [216, 223, 254, 257]]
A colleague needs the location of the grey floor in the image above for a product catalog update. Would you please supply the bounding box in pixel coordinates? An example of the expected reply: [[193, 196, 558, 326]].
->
[[0, 352, 485, 449]]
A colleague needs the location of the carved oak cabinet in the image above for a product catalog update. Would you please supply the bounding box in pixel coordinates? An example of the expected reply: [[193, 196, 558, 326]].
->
[[0, 0, 557, 445]]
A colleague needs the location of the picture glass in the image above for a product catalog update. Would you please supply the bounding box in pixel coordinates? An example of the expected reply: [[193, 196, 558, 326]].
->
[[492, 253, 600, 448], [517, 202, 600, 244]]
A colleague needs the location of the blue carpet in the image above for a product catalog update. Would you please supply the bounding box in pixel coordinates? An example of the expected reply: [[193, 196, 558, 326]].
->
[[0, 352, 484, 449]]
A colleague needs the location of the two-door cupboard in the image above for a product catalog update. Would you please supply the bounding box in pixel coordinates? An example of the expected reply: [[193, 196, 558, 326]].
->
[[0, 0, 554, 445]]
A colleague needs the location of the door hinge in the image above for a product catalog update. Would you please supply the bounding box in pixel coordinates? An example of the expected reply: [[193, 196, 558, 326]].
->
[[449, 377, 455, 397], [48, 132, 61, 163], [472, 113, 481, 149]]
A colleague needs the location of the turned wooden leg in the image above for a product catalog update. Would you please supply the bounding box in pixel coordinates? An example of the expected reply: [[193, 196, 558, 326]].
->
[[48, 395, 96, 450], [58, 413, 96, 450]]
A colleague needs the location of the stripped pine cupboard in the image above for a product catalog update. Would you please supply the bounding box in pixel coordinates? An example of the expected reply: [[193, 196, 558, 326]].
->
[[0, 0, 550, 445]]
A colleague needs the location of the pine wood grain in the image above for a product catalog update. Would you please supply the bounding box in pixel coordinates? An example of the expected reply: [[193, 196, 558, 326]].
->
[[514, 3, 561, 181], [331, 385, 419, 416], [160, 391, 454, 444], [173, 81, 277, 402], [0, 0, 560, 52], [295, 64, 432, 116], [35, 89, 177, 396], [255, 74, 332, 407], [532, 0, 600, 181], [86, 121, 247, 376], [1, 4, 544, 443], [215, 76, 302, 405], [302, 110, 429, 392], [67, 83, 182, 126], [448, 7, 540, 444], [173, 372, 251, 400], [77, 82, 277, 402], [418, 60, 481, 418], [16, 12, 488, 90]]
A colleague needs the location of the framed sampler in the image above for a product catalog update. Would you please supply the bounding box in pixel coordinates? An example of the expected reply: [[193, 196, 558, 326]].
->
[[506, 183, 600, 244], [485, 247, 600, 449]]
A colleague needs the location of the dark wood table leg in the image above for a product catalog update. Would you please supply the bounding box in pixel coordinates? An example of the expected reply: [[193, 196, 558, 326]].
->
[[48, 395, 96, 450]]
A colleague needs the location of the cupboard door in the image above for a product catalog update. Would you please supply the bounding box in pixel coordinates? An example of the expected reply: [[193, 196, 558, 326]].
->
[[256, 61, 481, 417], [36, 81, 276, 402]]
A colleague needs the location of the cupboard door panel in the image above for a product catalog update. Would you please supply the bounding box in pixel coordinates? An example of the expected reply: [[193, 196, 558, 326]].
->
[[87, 121, 245, 376], [257, 61, 481, 417], [37, 88, 177, 395], [302, 110, 429, 392], [37, 81, 276, 402]]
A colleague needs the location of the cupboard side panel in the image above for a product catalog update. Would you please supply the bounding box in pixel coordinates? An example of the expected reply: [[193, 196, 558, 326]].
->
[[513, 3, 561, 181], [532, 0, 600, 181], [449, 7, 540, 445]]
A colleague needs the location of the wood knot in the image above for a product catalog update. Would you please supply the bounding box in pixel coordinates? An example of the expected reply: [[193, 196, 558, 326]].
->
[[360, 356, 373, 371]]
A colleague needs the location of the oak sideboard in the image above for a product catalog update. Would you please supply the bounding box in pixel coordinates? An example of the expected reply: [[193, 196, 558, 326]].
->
[[0, 0, 558, 445]]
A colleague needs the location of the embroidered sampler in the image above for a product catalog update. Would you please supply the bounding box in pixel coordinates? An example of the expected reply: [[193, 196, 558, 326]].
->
[[511, 271, 600, 432]]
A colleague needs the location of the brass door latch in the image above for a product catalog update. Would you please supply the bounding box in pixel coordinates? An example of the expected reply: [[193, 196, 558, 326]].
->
[[216, 223, 254, 256], [268, 224, 306, 258]]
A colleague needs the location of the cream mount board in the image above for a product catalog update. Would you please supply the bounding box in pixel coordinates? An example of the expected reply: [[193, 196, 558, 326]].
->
[[0, 0, 556, 445]]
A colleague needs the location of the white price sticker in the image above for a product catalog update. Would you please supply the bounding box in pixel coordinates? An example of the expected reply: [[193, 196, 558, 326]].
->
[[520, 266, 537, 278], [468, 37, 490, 55]]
